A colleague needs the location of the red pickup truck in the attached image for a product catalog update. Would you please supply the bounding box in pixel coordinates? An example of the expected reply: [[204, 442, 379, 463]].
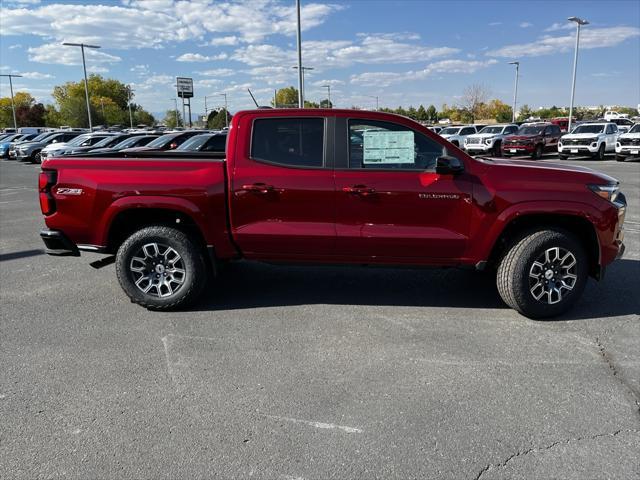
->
[[39, 109, 626, 319]]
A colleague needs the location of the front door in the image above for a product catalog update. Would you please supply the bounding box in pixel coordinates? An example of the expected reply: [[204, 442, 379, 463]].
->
[[230, 116, 336, 259], [333, 117, 473, 262]]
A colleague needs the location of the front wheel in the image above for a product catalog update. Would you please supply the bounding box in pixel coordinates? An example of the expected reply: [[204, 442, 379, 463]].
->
[[593, 143, 605, 160], [531, 144, 543, 159], [492, 142, 502, 157], [615, 154, 625, 162], [115, 226, 207, 310], [558, 153, 569, 160], [496, 229, 588, 319]]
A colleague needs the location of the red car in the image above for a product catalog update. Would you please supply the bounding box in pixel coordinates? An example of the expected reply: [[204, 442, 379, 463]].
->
[[502, 123, 562, 159], [39, 109, 626, 319]]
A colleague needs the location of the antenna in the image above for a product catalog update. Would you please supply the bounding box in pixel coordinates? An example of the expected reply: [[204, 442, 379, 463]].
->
[[247, 88, 259, 108]]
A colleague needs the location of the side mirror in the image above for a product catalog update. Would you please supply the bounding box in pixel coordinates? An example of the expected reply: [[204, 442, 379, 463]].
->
[[436, 155, 464, 175]]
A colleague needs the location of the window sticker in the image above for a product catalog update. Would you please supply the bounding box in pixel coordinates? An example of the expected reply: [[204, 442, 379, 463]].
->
[[362, 130, 415, 164]]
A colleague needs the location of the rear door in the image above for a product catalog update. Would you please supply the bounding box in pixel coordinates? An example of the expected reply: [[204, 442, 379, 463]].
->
[[333, 116, 473, 262], [229, 115, 336, 258]]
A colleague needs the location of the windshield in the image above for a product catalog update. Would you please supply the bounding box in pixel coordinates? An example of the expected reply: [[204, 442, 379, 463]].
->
[[63, 135, 91, 146], [92, 135, 122, 148], [479, 126, 504, 134], [516, 126, 545, 135], [31, 132, 55, 142], [440, 127, 461, 135], [628, 124, 640, 133], [572, 125, 605, 134], [177, 134, 211, 151], [114, 136, 144, 148], [145, 134, 174, 148]]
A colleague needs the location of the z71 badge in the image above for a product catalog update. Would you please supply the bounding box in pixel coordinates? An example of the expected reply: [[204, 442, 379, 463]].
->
[[56, 187, 83, 195]]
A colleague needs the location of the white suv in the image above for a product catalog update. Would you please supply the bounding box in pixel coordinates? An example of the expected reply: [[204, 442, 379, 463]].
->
[[558, 122, 618, 160], [463, 124, 519, 157], [439, 125, 482, 149], [615, 123, 640, 162]]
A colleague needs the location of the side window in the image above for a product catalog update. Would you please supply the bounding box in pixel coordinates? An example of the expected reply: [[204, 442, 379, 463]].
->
[[460, 127, 475, 135], [348, 119, 443, 171], [551, 125, 560, 135], [251, 118, 324, 168], [505, 126, 517, 134], [203, 135, 227, 152]]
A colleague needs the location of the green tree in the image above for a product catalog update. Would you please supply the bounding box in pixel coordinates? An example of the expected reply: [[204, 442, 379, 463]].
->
[[416, 105, 427, 122], [426, 105, 438, 123], [44, 104, 63, 128], [163, 109, 183, 128], [0, 92, 38, 128], [484, 99, 513, 123], [133, 108, 155, 126], [208, 108, 231, 129], [517, 104, 533, 121], [319, 98, 333, 108], [272, 86, 299, 108]]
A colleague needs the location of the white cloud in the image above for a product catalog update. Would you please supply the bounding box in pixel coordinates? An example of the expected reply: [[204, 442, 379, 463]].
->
[[487, 26, 640, 57], [544, 22, 576, 32], [18, 71, 54, 79], [9, 44, 22, 50], [350, 59, 498, 87], [209, 36, 239, 46], [28, 42, 122, 66], [130, 64, 150, 76], [311, 79, 345, 87], [489, 22, 502, 27], [176, 52, 228, 62], [196, 68, 235, 77], [519, 22, 533, 28]]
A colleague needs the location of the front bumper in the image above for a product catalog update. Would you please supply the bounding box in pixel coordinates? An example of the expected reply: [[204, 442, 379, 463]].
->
[[558, 144, 599, 155], [40, 229, 80, 256], [503, 144, 534, 155], [615, 146, 640, 157], [465, 143, 493, 153]]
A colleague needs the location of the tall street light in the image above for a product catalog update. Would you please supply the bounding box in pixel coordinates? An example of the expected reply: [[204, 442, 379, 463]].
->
[[0, 74, 22, 130], [127, 85, 134, 129], [367, 95, 379, 111], [567, 16, 589, 133], [292, 66, 314, 107], [62, 42, 101, 130], [508, 61, 520, 123], [321, 84, 331, 108], [295, 0, 303, 108]]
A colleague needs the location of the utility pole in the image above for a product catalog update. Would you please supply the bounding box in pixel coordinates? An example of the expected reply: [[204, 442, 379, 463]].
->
[[128, 86, 134, 128], [62, 42, 101, 130], [322, 84, 331, 108], [292, 66, 314, 107], [508, 61, 519, 122], [0, 74, 22, 130], [567, 16, 589, 133], [368, 95, 379, 111], [295, 0, 303, 108]]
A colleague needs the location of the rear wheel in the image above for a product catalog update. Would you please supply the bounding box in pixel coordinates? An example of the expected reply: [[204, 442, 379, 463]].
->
[[115, 226, 207, 310], [616, 155, 626, 162], [558, 153, 569, 160], [496, 229, 588, 319]]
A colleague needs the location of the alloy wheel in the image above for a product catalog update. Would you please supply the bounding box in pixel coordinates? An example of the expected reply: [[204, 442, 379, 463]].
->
[[129, 242, 186, 297], [528, 247, 578, 304]]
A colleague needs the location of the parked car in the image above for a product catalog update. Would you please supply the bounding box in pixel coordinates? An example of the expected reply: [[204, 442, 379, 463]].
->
[[39, 109, 626, 319], [550, 117, 570, 133], [502, 123, 562, 159], [0, 134, 32, 158], [603, 111, 629, 121], [60, 133, 135, 156], [439, 125, 480, 148], [176, 132, 227, 152], [8, 132, 54, 160], [558, 122, 618, 160], [426, 126, 443, 134], [88, 135, 161, 154], [40, 133, 113, 161], [16, 131, 82, 163], [615, 123, 640, 162], [463, 124, 519, 157], [121, 131, 201, 153]]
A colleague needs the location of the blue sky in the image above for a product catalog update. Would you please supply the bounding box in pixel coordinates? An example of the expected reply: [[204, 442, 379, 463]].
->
[[1, 0, 639, 118]]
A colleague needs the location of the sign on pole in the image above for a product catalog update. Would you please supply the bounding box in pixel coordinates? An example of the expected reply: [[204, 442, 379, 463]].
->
[[176, 77, 194, 98]]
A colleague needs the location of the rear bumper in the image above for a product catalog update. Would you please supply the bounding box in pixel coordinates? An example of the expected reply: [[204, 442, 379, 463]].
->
[[40, 229, 80, 256]]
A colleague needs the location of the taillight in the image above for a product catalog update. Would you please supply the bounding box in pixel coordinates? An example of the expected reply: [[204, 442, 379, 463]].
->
[[169, 142, 178, 149], [39, 169, 57, 215]]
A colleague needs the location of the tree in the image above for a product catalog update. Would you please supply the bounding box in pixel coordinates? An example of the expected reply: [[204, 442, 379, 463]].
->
[[517, 104, 533, 121], [460, 84, 490, 122], [426, 105, 438, 123], [319, 98, 333, 108], [484, 99, 513, 123], [272, 86, 299, 108], [304, 100, 319, 108], [44, 104, 63, 128], [16, 103, 46, 126], [208, 108, 231, 129], [133, 108, 155, 126], [163, 109, 183, 128], [416, 105, 428, 122], [0, 92, 40, 128]]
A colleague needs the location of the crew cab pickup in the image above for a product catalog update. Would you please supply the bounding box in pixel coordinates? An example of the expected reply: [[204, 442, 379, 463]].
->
[[39, 109, 627, 319]]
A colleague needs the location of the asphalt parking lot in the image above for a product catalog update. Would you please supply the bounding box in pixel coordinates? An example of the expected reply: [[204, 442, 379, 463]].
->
[[1, 154, 638, 479]]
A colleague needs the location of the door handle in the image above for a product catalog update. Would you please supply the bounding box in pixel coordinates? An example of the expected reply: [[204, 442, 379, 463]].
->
[[343, 185, 376, 196], [241, 183, 276, 194]]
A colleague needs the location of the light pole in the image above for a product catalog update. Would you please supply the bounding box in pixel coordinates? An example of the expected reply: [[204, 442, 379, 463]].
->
[[0, 74, 22, 130], [295, 0, 303, 108], [62, 42, 101, 130], [567, 16, 589, 133], [127, 86, 134, 128], [321, 84, 331, 108], [508, 61, 519, 122], [367, 95, 379, 111], [292, 66, 314, 107]]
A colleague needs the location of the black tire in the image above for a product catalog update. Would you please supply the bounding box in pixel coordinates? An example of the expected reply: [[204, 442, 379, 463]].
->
[[496, 229, 588, 319], [594, 143, 605, 160], [492, 141, 502, 157], [451, 140, 459, 147], [531, 144, 543, 159], [615, 154, 625, 162], [558, 154, 569, 160], [115, 226, 207, 310]]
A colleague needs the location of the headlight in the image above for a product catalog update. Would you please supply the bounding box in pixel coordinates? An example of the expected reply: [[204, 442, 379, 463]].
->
[[588, 184, 619, 203], [558, 142, 563, 147], [484, 138, 492, 145]]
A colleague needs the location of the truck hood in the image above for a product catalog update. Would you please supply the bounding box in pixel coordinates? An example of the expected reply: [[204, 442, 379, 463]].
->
[[619, 132, 640, 139], [480, 157, 618, 185], [504, 134, 539, 141]]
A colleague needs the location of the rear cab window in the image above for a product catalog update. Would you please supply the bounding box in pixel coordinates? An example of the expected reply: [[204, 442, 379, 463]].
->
[[251, 118, 324, 168]]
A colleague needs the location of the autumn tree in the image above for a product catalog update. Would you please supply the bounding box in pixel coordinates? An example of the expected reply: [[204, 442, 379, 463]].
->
[[272, 86, 299, 108], [460, 84, 490, 122]]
